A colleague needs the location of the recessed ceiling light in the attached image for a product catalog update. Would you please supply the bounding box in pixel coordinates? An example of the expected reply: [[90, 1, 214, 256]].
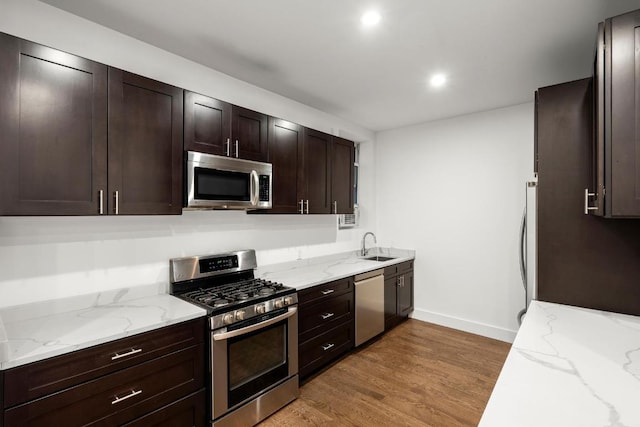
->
[[430, 73, 447, 88], [361, 10, 381, 27]]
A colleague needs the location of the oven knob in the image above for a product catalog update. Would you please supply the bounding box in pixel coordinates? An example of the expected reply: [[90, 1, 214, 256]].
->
[[274, 299, 284, 309], [235, 310, 246, 321], [255, 304, 266, 314], [222, 313, 234, 325], [284, 296, 294, 306]]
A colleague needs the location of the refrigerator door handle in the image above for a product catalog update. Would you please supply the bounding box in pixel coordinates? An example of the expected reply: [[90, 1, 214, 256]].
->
[[519, 208, 527, 290]]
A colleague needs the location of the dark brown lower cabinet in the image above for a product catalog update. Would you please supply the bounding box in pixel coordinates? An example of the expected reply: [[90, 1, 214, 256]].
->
[[121, 389, 206, 427], [299, 323, 354, 379], [2, 318, 206, 427], [298, 277, 354, 379], [384, 261, 414, 330]]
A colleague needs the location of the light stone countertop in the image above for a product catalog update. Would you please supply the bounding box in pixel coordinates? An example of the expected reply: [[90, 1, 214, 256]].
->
[[256, 247, 415, 290], [0, 248, 415, 370], [479, 300, 640, 427], [0, 285, 206, 370]]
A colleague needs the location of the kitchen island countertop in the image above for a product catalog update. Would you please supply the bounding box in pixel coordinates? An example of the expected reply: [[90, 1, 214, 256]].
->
[[256, 247, 415, 290], [480, 300, 640, 426], [0, 286, 206, 370]]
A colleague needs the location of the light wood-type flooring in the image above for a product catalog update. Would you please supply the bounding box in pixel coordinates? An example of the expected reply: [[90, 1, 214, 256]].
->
[[259, 319, 511, 427]]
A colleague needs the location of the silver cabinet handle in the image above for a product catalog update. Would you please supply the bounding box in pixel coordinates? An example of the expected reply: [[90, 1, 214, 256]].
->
[[322, 343, 335, 351], [584, 188, 597, 214], [114, 190, 119, 215], [111, 348, 142, 361], [299, 199, 304, 214], [321, 289, 334, 295], [225, 138, 230, 156], [235, 139, 239, 158], [305, 199, 309, 214], [99, 190, 104, 215], [111, 389, 142, 405], [333, 201, 337, 214], [321, 312, 335, 320]]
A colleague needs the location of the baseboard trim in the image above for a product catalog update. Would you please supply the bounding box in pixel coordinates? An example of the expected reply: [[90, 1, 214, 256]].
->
[[410, 308, 517, 343]]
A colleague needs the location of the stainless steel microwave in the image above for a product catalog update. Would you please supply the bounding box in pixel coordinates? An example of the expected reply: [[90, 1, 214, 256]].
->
[[185, 151, 272, 210]]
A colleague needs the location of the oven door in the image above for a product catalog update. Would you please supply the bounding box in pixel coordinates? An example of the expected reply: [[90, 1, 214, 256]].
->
[[211, 306, 298, 420]]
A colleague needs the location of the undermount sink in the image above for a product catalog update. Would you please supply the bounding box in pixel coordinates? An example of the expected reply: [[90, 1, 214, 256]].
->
[[364, 256, 396, 262]]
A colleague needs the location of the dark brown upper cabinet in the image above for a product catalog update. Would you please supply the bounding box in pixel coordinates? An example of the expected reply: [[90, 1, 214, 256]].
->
[[331, 137, 355, 215], [232, 105, 268, 162], [184, 91, 268, 162], [590, 9, 640, 217], [267, 118, 304, 214], [108, 69, 183, 215], [261, 124, 354, 215], [184, 91, 231, 157], [302, 128, 332, 214], [0, 34, 183, 216], [0, 34, 108, 215]]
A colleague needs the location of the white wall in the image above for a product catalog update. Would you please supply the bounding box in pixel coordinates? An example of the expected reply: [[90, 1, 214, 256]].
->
[[0, 0, 377, 307], [375, 103, 534, 342]]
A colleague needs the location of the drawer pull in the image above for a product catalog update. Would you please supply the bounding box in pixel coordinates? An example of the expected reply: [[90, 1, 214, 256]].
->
[[322, 343, 335, 351], [321, 289, 335, 295], [111, 389, 142, 405], [111, 348, 142, 361], [321, 312, 335, 320]]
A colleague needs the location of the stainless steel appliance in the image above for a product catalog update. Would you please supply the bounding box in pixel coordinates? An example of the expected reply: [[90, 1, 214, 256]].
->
[[354, 269, 384, 346], [170, 250, 298, 427], [185, 151, 273, 210]]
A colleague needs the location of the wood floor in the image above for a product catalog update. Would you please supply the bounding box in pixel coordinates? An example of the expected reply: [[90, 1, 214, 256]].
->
[[259, 319, 511, 427]]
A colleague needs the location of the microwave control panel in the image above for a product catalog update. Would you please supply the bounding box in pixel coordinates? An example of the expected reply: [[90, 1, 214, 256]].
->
[[259, 175, 270, 202]]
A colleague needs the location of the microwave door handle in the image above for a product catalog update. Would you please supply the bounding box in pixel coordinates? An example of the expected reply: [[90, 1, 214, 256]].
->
[[213, 306, 298, 341], [250, 170, 259, 206]]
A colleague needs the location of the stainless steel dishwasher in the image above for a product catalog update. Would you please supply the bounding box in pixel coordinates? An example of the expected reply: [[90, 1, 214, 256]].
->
[[354, 269, 385, 346]]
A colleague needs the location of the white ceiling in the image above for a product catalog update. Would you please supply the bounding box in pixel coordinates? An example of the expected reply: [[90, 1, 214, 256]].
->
[[40, 0, 640, 131]]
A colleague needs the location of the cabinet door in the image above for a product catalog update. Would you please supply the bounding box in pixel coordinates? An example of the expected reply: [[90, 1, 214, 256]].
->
[[108, 69, 183, 215], [0, 34, 107, 215], [397, 270, 414, 317], [232, 106, 268, 162], [331, 137, 354, 214], [303, 128, 332, 214], [384, 275, 398, 330], [606, 10, 640, 216], [268, 118, 304, 213], [184, 91, 231, 156]]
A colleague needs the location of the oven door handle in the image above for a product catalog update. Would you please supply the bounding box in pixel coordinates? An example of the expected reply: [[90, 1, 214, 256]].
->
[[213, 306, 298, 341]]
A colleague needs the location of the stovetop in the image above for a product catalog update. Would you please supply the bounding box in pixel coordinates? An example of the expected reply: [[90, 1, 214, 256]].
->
[[169, 250, 298, 329], [177, 277, 295, 314]]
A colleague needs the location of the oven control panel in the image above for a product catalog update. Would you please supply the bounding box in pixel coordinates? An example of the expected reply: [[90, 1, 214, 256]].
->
[[211, 294, 298, 330], [199, 255, 238, 273]]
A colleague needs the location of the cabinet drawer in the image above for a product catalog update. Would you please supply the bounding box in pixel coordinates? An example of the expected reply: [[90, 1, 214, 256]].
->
[[121, 389, 206, 427], [298, 277, 353, 306], [299, 323, 353, 379], [4, 317, 205, 408], [299, 292, 353, 343], [383, 265, 398, 277], [397, 260, 414, 274], [4, 344, 204, 427]]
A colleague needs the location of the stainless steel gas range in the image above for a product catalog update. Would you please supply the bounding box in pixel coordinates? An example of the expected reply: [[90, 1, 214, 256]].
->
[[170, 250, 298, 427]]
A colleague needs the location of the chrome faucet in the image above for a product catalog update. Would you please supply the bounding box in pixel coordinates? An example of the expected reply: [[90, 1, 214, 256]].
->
[[361, 232, 377, 256]]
